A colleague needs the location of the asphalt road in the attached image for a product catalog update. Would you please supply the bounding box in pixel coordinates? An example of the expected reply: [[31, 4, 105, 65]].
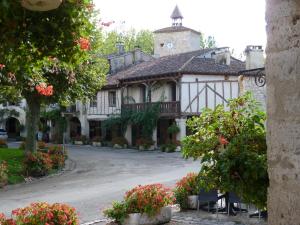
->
[[0, 144, 200, 223]]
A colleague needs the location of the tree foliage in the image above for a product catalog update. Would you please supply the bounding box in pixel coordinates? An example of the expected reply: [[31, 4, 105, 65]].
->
[[0, 1, 108, 152], [200, 34, 217, 49], [182, 93, 268, 209], [101, 29, 154, 55]]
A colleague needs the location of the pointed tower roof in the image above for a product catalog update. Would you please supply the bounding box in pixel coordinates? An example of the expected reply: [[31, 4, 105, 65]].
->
[[171, 5, 183, 19]]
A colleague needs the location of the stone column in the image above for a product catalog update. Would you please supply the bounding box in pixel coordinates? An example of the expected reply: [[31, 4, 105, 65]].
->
[[175, 118, 187, 142], [266, 0, 300, 224], [152, 126, 157, 148], [124, 124, 132, 146]]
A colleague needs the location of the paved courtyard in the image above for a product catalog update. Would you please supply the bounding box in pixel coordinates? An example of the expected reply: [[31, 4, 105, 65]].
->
[[0, 144, 199, 223]]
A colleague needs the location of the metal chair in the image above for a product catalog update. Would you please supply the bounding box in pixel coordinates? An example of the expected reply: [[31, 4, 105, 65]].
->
[[197, 189, 219, 215], [227, 192, 243, 215]]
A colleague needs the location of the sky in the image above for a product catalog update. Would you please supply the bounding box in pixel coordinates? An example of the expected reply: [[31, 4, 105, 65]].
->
[[94, 0, 266, 58]]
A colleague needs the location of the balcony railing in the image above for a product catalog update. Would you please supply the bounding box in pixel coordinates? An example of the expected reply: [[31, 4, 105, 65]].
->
[[121, 101, 180, 117]]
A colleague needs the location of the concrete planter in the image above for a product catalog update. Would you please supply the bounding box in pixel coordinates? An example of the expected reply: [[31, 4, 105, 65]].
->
[[74, 141, 83, 145], [187, 195, 198, 209], [92, 142, 102, 147], [123, 206, 172, 225], [139, 145, 155, 151]]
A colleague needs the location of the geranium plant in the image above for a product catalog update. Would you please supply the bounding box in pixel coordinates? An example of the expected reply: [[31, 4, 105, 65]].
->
[[174, 173, 199, 209], [104, 183, 175, 223], [24, 152, 53, 177], [0, 202, 79, 225], [0, 160, 8, 188]]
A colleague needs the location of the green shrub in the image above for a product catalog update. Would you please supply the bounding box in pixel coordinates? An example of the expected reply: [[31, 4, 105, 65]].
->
[[136, 137, 154, 149], [112, 137, 128, 146], [0, 140, 7, 148], [92, 136, 102, 142], [103, 201, 128, 224], [167, 123, 180, 135], [165, 143, 176, 153]]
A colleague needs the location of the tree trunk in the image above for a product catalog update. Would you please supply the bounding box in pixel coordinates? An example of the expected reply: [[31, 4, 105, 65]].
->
[[25, 97, 41, 154]]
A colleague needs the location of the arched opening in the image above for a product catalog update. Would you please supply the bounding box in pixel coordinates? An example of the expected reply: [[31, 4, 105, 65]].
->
[[5, 117, 20, 138], [70, 117, 81, 138]]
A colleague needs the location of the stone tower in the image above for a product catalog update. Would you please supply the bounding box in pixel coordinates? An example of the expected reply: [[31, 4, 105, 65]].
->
[[153, 5, 201, 57]]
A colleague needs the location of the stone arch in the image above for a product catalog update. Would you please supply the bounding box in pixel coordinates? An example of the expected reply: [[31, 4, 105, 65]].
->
[[70, 117, 81, 138], [5, 117, 21, 138]]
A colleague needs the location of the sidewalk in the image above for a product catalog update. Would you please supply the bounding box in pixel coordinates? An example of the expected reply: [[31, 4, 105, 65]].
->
[[89, 208, 266, 225]]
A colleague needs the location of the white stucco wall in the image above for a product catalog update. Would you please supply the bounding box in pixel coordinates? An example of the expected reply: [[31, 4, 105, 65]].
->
[[180, 74, 239, 114]]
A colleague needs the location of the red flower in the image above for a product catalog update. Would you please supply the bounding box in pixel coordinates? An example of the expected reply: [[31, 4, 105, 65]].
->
[[76, 37, 90, 50], [35, 83, 54, 96], [219, 136, 229, 145], [0, 64, 5, 70]]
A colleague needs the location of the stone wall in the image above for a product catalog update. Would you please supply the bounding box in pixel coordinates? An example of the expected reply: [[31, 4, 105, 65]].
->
[[243, 77, 266, 110], [266, 0, 300, 224]]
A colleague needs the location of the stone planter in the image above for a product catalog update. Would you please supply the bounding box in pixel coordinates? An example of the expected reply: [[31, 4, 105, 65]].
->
[[123, 206, 172, 225], [74, 141, 83, 145], [187, 195, 198, 209], [92, 142, 102, 147], [139, 145, 155, 151]]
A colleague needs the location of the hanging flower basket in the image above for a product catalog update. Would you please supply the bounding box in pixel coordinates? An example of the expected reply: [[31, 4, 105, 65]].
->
[[21, 0, 62, 11]]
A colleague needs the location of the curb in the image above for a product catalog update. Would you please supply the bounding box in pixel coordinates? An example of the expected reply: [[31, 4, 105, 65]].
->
[[81, 219, 110, 225]]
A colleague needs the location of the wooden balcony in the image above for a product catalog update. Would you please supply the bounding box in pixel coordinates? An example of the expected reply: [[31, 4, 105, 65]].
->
[[121, 101, 180, 117]]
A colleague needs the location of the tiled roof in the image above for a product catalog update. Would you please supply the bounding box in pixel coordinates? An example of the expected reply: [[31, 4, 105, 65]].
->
[[105, 49, 244, 84], [153, 26, 201, 35]]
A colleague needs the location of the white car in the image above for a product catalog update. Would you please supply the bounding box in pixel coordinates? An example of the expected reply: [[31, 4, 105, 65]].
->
[[0, 129, 8, 141]]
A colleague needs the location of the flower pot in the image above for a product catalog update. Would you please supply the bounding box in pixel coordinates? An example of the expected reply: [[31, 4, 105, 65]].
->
[[122, 206, 172, 225], [139, 145, 155, 151], [139, 206, 172, 225], [74, 141, 83, 145], [113, 144, 122, 149], [187, 195, 198, 209], [92, 142, 102, 147], [123, 213, 141, 225]]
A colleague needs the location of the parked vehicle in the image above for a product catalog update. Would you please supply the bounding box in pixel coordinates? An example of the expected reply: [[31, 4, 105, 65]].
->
[[0, 129, 8, 141]]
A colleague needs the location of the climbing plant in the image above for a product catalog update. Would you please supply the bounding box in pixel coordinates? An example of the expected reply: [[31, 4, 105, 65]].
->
[[0, 1, 108, 152], [182, 92, 268, 209]]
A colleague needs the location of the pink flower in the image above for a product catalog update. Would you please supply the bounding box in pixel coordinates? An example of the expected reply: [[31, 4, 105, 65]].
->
[[0, 64, 5, 70], [76, 37, 90, 50], [219, 136, 229, 145]]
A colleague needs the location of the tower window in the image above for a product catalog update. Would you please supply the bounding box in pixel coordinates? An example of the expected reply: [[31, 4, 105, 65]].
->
[[160, 43, 164, 47]]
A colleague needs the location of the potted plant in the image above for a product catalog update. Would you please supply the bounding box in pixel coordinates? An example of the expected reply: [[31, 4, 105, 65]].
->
[[112, 137, 128, 149], [74, 135, 87, 145], [136, 137, 155, 150], [104, 183, 175, 225], [91, 136, 102, 147], [174, 173, 199, 210]]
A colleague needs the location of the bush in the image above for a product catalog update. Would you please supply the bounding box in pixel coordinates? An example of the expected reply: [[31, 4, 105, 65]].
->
[[48, 145, 67, 169], [104, 184, 175, 223], [103, 201, 128, 224], [19, 141, 25, 150], [112, 137, 128, 146], [92, 136, 102, 142], [0, 140, 8, 148], [37, 141, 47, 150], [0, 202, 79, 225], [74, 135, 87, 144], [167, 123, 180, 135], [0, 160, 8, 188], [174, 173, 199, 209], [165, 143, 176, 153], [125, 184, 175, 216], [24, 152, 52, 177], [136, 137, 154, 149]]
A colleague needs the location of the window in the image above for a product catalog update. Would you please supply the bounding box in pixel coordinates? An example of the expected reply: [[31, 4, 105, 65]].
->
[[108, 91, 116, 107], [90, 96, 97, 108]]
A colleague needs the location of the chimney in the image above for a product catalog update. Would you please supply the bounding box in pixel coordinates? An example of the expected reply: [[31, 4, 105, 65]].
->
[[211, 47, 231, 65], [116, 42, 125, 55], [244, 45, 264, 69]]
